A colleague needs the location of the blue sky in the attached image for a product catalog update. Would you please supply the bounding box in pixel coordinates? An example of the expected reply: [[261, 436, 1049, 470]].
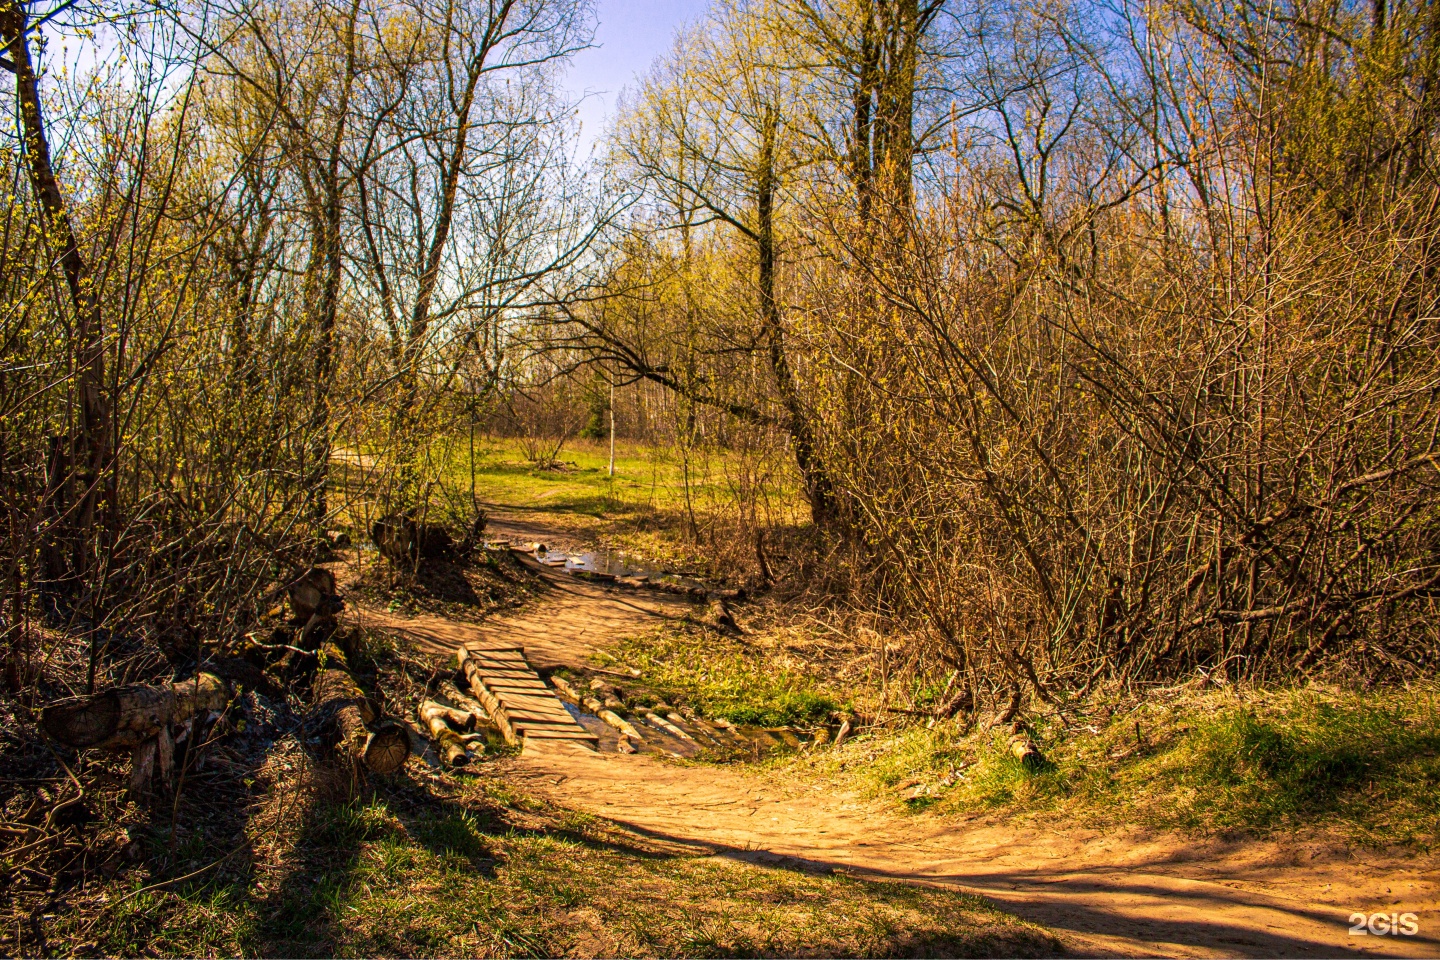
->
[[562, 0, 712, 157]]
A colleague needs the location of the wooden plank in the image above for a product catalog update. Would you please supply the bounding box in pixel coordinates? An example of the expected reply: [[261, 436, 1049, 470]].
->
[[503, 705, 573, 718], [506, 709, 575, 723], [514, 719, 591, 732], [493, 690, 565, 704], [500, 697, 570, 709], [515, 723, 595, 738], [457, 646, 516, 744], [495, 697, 570, 713], [500, 704, 571, 715]]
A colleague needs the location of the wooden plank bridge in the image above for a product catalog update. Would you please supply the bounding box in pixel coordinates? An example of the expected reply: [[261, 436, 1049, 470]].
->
[[457, 644, 598, 749]]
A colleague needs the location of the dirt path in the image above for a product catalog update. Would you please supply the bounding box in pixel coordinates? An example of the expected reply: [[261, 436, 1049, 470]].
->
[[362, 513, 1440, 958], [508, 744, 1438, 958]]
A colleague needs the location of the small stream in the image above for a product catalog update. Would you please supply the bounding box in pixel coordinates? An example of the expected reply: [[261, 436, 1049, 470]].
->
[[492, 540, 709, 591], [561, 699, 827, 760]]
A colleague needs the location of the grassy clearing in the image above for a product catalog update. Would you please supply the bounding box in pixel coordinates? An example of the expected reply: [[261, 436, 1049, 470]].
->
[[72, 758, 1053, 959], [435, 436, 748, 518], [803, 683, 1440, 845], [608, 624, 846, 728]]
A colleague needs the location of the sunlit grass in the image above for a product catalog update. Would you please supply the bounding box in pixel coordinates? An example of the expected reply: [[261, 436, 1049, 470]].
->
[[431, 436, 758, 518], [803, 684, 1440, 843], [80, 785, 1054, 959], [610, 625, 844, 728]]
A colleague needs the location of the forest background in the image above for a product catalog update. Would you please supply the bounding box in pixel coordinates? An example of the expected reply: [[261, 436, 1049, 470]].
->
[[3, 0, 1439, 715]]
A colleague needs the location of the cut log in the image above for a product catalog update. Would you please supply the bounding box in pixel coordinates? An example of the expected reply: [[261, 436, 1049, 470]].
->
[[420, 699, 475, 732], [42, 672, 230, 751], [418, 700, 471, 766], [638, 709, 694, 742], [833, 717, 852, 748], [1008, 734, 1044, 767], [710, 716, 746, 741], [310, 643, 408, 774], [673, 713, 725, 748], [549, 675, 581, 703]]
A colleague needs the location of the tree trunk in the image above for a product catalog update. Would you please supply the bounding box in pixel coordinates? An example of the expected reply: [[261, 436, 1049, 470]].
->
[[756, 105, 836, 528], [0, 0, 110, 597], [304, 0, 364, 529], [42, 672, 230, 751], [310, 642, 409, 773]]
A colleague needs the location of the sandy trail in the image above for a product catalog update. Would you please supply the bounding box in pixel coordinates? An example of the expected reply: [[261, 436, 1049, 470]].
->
[[509, 744, 1438, 958], [359, 513, 1440, 958]]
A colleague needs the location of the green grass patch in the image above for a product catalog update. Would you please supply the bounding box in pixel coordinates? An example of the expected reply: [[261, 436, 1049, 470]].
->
[[808, 685, 1440, 843], [612, 625, 843, 728], [75, 783, 1053, 958], [434, 436, 758, 518]]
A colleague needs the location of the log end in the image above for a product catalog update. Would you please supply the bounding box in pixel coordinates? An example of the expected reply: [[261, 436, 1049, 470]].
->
[[42, 690, 122, 749], [364, 722, 411, 775]]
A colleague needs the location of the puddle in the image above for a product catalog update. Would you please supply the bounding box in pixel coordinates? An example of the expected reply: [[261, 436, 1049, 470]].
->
[[562, 549, 662, 579], [500, 541, 708, 589]]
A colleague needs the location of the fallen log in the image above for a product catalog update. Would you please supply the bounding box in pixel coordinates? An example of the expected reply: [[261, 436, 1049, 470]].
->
[[704, 597, 741, 634], [418, 700, 471, 766], [548, 674, 582, 704], [426, 700, 475, 731], [673, 712, 727, 748], [42, 672, 230, 752], [438, 680, 492, 723], [638, 708, 694, 742], [456, 645, 516, 743], [311, 642, 408, 774], [1008, 733, 1044, 767], [709, 716, 746, 741], [597, 709, 644, 741]]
